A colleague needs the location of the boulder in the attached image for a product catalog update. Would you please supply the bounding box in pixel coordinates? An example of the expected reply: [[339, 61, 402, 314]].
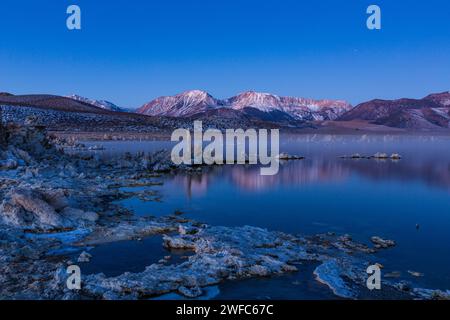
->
[[78, 251, 92, 263], [372, 152, 389, 159], [7, 189, 66, 229], [407, 270, 424, 277], [370, 236, 396, 249], [163, 234, 196, 250]]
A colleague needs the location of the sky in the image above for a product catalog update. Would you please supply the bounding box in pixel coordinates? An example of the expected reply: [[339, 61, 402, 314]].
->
[[0, 0, 449, 109]]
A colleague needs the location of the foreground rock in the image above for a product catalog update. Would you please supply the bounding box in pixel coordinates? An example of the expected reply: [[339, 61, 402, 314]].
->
[[58, 225, 404, 300]]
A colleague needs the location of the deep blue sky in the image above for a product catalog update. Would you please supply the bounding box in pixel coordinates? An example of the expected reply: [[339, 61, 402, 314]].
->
[[1, 0, 449, 108]]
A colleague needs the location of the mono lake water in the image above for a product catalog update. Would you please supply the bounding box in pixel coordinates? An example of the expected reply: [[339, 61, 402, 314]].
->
[[83, 135, 450, 298], [78, 236, 194, 277]]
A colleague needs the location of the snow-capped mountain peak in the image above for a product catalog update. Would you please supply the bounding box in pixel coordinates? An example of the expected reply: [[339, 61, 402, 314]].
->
[[228, 91, 282, 112], [182, 89, 210, 99], [68, 94, 125, 112], [227, 91, 352, 120], [137, 90, 223, 117], [137, 90, 353, 121]]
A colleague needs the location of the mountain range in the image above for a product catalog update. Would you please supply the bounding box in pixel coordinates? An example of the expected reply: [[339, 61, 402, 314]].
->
[[1, 90, 450, 131], [136, 90, 352, 122]]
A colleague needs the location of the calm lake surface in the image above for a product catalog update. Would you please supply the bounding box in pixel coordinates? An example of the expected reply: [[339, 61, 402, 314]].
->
[[83, 135, 450, 298]]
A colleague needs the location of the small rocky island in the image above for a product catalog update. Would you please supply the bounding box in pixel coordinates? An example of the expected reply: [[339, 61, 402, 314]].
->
[[0, 119, 448, 300]]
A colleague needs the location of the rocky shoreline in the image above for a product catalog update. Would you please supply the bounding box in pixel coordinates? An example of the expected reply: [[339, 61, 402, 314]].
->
[[1, 122, 449, 300]]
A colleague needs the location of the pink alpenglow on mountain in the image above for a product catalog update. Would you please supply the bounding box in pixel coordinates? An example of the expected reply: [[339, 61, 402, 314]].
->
[[137, 90, 352, 121], [423, 91, 450, 107], [137, 90, 224, 117], [227, 91, 352, 121], [338, 91, 450, 129]]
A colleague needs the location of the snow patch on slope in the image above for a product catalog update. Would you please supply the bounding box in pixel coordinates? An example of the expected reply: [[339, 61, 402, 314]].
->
[[68, 95, 125, 112]]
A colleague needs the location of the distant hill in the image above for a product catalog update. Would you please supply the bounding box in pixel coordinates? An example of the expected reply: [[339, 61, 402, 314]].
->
[[338, 91, 450, 129], [0, 94, 111, 114]]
